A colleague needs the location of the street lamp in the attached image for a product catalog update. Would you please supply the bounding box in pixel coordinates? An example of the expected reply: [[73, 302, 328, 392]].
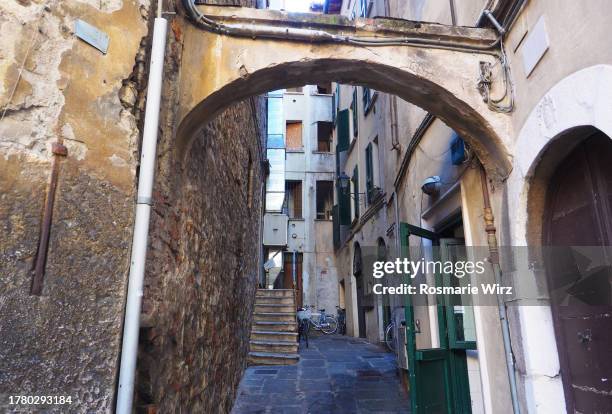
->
[[338, 172, 351, 191]]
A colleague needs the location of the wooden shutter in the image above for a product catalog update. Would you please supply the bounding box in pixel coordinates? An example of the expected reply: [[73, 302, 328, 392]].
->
[[365, 142, 374, 203], [353, 166, 360, 219], [337, 109, 350, 151], [332, 204, 340, 249], [337, 151, 351, 225], [352, 88, 358, 137], [293, 181, 302, 218]]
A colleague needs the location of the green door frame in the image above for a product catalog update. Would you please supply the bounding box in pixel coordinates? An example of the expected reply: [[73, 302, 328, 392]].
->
[[400, 223, 474, 414]]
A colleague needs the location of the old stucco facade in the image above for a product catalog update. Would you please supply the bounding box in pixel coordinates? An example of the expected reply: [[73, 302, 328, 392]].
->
[[2, 0, 610, 412], [1, 0, 265, 412]]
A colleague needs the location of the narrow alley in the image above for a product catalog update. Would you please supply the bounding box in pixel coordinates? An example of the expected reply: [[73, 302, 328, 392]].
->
[[232, 335, 409, 414], [2, 0, 611, 413]]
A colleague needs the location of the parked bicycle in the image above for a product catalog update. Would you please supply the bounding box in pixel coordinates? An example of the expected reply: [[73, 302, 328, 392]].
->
[[336, 306, 346, 335], [384, 306, 406, 352], [297, 305, 338, 335], [384, 321, 397, 352], [297, 312, 309, 348]]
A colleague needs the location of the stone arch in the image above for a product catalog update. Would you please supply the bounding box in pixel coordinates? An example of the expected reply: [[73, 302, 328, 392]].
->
[[175, 8, 513, 180]]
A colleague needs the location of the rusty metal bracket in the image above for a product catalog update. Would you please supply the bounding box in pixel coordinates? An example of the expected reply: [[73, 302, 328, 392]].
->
[[30, 141, 68, 295]]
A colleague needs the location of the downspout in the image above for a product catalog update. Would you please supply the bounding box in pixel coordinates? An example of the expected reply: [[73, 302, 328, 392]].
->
[[116, 2, 167, 413], [479, 165, 521, 414]]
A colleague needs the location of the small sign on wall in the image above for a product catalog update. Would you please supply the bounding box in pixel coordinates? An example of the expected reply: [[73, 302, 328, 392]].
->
[[521, 16, 549, 77], [75, 19, 109, 54]]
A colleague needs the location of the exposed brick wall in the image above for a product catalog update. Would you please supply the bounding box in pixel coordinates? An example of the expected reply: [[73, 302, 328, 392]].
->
[[140, 98, 265, 412], [135, 1, 266, 411]]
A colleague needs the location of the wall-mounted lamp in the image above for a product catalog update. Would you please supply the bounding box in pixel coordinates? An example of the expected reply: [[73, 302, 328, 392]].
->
[[421, 176, 441, 196], [338, 172, 351, 191]]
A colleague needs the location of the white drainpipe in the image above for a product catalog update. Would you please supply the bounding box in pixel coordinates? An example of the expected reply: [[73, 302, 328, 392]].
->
[[116, 4, 167, 413]]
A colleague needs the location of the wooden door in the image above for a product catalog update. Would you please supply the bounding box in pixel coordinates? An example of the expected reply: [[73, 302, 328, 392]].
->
[[545, 131, 612, 412], [282, 252, 303, 307]]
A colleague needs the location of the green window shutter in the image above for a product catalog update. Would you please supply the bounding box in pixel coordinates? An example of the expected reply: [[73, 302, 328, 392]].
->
[[332, 204, 340, 249], [365, 142, 374, 203], [352, 88, 358, 137], [362, 87, 371, 112], [352, 166, 360, 219], [337, 151, 351, 225], [337, 109, 350, 151], [332, 92, 336, 124]]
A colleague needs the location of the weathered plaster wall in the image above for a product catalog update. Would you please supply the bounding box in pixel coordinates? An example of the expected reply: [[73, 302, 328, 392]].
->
[[0, 0, 150, 411], [1, 1, 265, 412]]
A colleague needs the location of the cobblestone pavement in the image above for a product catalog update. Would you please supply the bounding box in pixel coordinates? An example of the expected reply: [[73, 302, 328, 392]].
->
[[231, 335, 410, 414]]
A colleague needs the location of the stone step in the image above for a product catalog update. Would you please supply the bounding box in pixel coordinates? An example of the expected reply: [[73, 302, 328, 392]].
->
[[253, 312, 296, 322], [256, 289, 294, 298], [250, 330, 298, 342], [254, 303, 295, 313], [249, 340, 298, 354], [248, 352, 299, 366], [253, 321, 297, 332], [255, 296, 294, 306]]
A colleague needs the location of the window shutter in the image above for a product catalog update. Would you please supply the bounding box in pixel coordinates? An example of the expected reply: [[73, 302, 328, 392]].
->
[[337, 151, 351, 225], [294, 181, 302, 218], [365, 143, 374, 203], [332, 204, 340, 249], [362, 87, 371, 112], [353, 166, 360, 219], [337, 109, 350, 151], [352, 88, 358, 137]]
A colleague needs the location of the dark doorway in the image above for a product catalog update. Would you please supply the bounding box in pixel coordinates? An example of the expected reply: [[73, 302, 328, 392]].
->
[[354, 243, 367, 338], [544, 131, 612, 413]]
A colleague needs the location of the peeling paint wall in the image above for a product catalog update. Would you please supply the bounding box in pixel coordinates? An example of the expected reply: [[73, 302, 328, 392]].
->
[[1, 0, 268, 412], [0, 0, 151, 411]]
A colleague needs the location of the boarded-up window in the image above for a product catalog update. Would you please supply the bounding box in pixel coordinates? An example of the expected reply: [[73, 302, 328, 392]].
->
[[286, 121, 302, 150], [282, 180, 302, 218]]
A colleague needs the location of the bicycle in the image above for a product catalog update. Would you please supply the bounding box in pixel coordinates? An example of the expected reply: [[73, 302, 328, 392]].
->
[[336, 305, 346, 335], [384, 306, 406, 352], [384, 321, 397, 352], [297, 305, 338, 335], [297, 313, 309, 348]]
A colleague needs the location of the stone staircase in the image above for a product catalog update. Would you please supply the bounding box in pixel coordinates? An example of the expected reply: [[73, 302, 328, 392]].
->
[[248, 289, 299, 365]]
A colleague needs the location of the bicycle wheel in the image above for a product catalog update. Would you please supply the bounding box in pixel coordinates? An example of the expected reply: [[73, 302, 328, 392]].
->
[[385, 322, 396, 352], [321, 316, 338, 334]]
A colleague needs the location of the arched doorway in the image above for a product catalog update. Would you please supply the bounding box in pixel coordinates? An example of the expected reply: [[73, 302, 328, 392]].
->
[[544, 130, 612, 412]]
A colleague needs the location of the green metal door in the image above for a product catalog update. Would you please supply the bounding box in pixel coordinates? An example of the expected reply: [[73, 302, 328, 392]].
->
[[400, 224, 474, 414]]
